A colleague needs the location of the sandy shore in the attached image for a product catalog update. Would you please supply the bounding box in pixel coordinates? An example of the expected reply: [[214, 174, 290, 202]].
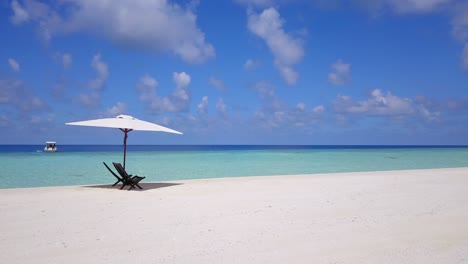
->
[[1, 168, 468, 264]]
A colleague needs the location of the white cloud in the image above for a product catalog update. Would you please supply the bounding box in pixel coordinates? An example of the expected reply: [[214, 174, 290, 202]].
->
[[106, 102, 127, 116], [244, 58, 259, 71], [248, 7, 305, 85], [173, 72, 191, 89], [252, 81, 284, 111], [296, 102, 306, 111], [451, 3, 468, 42], [135, 74, 158, 99], [87, 54, 108, 90], [463, 43, 468, 70], [29, 115, 42, 125], [417, 105, 440, 122], [252, 81, 324, 129], [333, 89, 442, 123], [0, 79, 49, 117], [10, 0, 29, 25], [10, 0, 215, 64], [387, 0, 453, 13], [334, 89, 413, 115], [77, 92, 100, 108], [62, 53, 72, 69], [21, 97, 45, 111], [135, 72, 191, 114], [236, 0, 274, 8], [244, 59, 254, 70], [355, 0, 453, 14], [253, 81, 276, 99], [277, 65, 298, 86], [312, 105, 325, 113], [216, 98, 227, 116], [54, 52, 72, 69], [0, 79, 22, 104], [197, 96, 209, 115], [8, 58, 20, 72], [8, 0, 62, 41], [328, 59, 351, 86], [208, 77, 226, 91]]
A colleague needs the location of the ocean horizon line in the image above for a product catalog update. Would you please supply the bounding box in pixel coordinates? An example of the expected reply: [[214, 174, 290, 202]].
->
[[1, 144, 468, 154], [2, 144, 468, 147]]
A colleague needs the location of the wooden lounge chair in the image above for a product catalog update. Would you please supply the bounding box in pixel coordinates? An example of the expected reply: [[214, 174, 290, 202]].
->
[[112, 162, 146, 190], [103, 162, 124, 187]]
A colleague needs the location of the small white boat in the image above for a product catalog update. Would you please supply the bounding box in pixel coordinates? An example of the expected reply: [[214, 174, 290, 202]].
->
[[44, 141, 57, 152]]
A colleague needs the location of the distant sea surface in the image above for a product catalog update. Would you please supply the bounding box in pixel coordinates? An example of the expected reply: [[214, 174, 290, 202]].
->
[[1, 145, 467, 189]]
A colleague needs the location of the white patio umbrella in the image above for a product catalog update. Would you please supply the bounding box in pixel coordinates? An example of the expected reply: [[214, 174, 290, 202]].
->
[[66, 114, 182, 168]]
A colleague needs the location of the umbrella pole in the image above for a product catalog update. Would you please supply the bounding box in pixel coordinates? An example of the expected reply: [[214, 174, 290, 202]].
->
[[120, 129, 133, 169]]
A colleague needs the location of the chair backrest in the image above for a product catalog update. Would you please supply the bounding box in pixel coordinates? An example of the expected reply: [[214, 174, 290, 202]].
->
[[112, 162, 130, 180], [103, 162, 121, 179]]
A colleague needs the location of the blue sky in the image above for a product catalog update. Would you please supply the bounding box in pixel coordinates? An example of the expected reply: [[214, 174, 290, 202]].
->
[[1, 0, 467, 145]]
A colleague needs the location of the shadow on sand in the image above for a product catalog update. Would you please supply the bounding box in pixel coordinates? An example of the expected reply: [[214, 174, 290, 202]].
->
[[83, 182, 183, 191]]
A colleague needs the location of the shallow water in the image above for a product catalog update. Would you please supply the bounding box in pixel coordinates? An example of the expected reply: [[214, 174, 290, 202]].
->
[[1, 145, 467, 188]]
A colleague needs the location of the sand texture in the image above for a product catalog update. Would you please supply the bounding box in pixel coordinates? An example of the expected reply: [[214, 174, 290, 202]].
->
[[1, 168, 468, 263]]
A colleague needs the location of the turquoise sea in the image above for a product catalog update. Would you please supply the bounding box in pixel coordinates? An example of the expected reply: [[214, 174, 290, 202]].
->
[[1, 145, 468, 189]]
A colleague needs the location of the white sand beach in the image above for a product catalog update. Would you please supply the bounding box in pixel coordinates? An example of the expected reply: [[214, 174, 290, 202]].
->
[[1, 167, 468, 264]]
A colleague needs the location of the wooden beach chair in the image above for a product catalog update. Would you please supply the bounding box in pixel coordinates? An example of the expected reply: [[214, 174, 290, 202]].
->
[[103, 162, 124, 187], [112, 162, 146, 190]]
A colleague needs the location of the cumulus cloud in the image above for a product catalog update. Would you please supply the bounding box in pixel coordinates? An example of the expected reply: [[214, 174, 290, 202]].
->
[[445, 96, 468, 110], [235, 0, 275, 8], [62, 53, 72, 69], [53, 52, 72, 69], [0, 79, 49, 117], [386, 0, 453, 13], [328, 59, 351, 86], [197, 96, 209, 115], [312, 105, 325, 113], [333, 89, 441, 122], [8, 0, 62, 41], [87, 54, 108, 90], [252, 81, 324, 129], [216, 98, 227, 116], [334, 89, 413, 115], [135, 72, 191, 114], [417, 104, 440, 122], [208, 77, 226, 91], [451, 3, 468, 42], [244, 58, 260, 71], [0, 80, 21, 104], [355, 0, 453, 14], [296, 102, 306, 111], [72, 54, 106, 108], [173, 72, 191, 89], [10, 0, 214, 64], [8, 58, 20, 72], [106, 102, 127, 116], [10, 0, 29, 25], [248, 7, 305, 85], [77, 92, 100, 108], [252, 81, 284, 111]]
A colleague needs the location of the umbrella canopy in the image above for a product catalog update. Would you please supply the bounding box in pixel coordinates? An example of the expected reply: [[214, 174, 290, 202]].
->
[[66, 115, 182, 168]]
